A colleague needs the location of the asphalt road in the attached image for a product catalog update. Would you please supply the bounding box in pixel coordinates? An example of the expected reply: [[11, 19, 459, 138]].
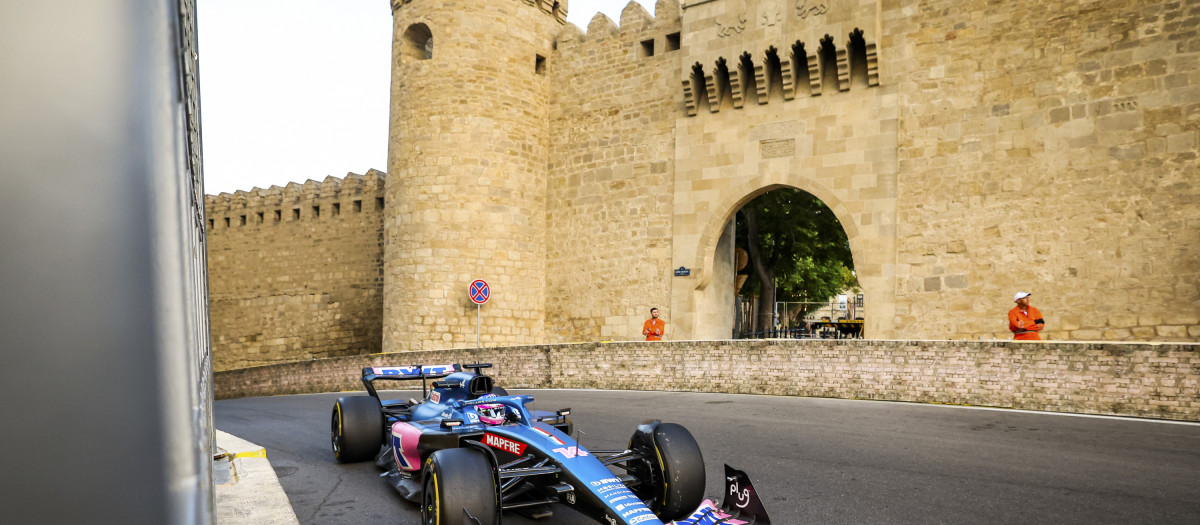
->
[[215, 390, 1200, 524]]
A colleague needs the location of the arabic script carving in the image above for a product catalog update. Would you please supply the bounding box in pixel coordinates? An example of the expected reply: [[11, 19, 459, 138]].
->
[[796, 0, 829, 20], [715, 13, 748, 38]]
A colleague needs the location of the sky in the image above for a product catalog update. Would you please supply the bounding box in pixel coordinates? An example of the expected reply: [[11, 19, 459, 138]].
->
[[197, 0, 655, 195]]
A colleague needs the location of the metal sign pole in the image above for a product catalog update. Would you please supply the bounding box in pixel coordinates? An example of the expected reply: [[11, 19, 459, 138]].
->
[[477, 303, 481, 348]]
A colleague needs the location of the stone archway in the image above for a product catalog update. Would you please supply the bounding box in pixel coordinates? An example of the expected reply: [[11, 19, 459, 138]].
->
[[670, 166, 896, 341]]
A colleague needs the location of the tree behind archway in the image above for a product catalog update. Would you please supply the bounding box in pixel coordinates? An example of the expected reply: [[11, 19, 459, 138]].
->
[[736, 188, 857, 333]]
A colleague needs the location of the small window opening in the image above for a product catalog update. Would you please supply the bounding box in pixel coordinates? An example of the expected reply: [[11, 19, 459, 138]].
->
[[224, 217, 230, 227], [376, 197, 385, 210], [640, 38, 655, 58], [765, 46, 783, 102], [239, 215, 246, 226], [207, 218, 213, 230], [713, 57, 731, 110], [274, 210, 282, 222], [739, 52, 758, 104], [401, 23, 434, 63], [312, 205, 320, 218], [666, 32, 680, 52], [256, 211, 264, 223], [792, 41, 812, 96], [819, 34, 840, 93], [292, 208, 300, 220], [333, 202, 341, 216], [353, 200, 362, 213], [848, 28, 869, 88], [690, 61, 709, 112], [535, 54, 546, 75]]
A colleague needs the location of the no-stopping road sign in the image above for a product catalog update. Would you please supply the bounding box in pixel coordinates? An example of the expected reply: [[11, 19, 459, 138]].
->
[[469, 279, 490, 305]]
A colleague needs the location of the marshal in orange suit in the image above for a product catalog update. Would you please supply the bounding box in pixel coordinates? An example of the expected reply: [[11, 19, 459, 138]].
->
[[1008, 292, 1044, 340], [642, 307, 665, 341]]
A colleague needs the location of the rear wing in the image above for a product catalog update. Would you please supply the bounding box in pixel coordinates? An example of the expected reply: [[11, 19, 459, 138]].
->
[[360, 364, 460, 399]]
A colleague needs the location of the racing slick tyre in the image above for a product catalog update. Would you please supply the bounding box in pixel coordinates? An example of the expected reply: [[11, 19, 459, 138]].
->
[[331, 396, 383, 463], [628, 422, 706, 520], [421, 448, 499, 525], [490, 386, 509, 396]]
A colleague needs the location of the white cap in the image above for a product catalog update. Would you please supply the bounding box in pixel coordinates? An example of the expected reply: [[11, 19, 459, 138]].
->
[[1013, 292, 1031, 302]]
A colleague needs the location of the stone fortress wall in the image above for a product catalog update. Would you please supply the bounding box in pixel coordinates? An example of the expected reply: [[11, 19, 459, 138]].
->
[[886, 0, 1200, 341], [204, 171, 386, 370], [546, 1, 686, 343], [205, 0, 1199, 371]]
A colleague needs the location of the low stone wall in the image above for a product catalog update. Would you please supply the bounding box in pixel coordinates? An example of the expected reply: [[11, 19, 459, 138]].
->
[[214, 340, 1200, 421]]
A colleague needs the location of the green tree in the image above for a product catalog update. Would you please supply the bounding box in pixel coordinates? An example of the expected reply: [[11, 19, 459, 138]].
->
[[737, 188, 857, 332]]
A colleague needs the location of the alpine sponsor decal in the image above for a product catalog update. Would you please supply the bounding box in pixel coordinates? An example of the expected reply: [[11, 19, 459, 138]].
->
[[533, 427, 565, 445], [552, 446, 589, 459], [371, 364, 456, 377], [483, 433, 527, 455], [429, 391, 441, 403]]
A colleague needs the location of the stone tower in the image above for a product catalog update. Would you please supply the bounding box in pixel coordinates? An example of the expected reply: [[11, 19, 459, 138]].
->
[[383, 0, 566, 351]]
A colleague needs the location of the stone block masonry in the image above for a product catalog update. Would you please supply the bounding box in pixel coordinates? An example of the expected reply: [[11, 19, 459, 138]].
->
[[215, 340, 1200, 422], [205, 172, 386, 371], [887, 0, 1200, 341], [205, 0, 1199, 374], [546, 1, 683, 343]]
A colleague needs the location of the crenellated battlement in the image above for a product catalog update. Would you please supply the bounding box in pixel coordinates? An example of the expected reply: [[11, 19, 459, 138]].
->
[[555, 0, 681, 47], [204, 169, 386, 232], [392, 0, 569, 23], [682, 27, 879, 116]]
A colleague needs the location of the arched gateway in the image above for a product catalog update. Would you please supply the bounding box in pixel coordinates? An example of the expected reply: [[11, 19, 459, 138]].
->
[[682, 179, 876, 340]]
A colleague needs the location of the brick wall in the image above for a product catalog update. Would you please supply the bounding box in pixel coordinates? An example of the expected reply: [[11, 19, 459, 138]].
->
[[205, 172, 386, 371], [215, 339, 1200, 421]]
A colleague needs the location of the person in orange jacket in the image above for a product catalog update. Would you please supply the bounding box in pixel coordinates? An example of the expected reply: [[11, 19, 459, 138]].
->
[[642, 307, 665, 341], [1008, 292, 1044, 340]]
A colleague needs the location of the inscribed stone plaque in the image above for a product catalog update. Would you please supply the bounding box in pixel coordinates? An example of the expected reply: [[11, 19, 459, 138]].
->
[[749, 120, 801, 141], [761, 139, 795, 159]]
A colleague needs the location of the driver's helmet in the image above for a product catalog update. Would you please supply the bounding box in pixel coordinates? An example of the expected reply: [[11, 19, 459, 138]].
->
[[477, 403, 507, 425]]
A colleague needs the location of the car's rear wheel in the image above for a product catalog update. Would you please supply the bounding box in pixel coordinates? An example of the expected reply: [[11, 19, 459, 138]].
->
[[331, 396, 383, 463], [628, 422, 706, 520], [421, 448, 499, 525]]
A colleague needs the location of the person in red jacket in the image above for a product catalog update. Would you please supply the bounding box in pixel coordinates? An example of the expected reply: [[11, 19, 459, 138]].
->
[[1008, 292, 1044, 340], [642, 307, 665, 341]]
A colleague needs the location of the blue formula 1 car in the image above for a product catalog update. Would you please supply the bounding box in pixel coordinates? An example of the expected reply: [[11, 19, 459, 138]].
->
[[330, 363, 770, 525]]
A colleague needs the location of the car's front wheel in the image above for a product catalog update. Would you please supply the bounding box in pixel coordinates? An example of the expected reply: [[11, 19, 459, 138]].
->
[[331, 396, 382, 463], [421, 448, 499, 525], [628, 421, 706, 520]]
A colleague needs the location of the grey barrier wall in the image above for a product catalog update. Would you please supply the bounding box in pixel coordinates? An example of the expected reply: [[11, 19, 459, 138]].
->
[[215, 340, 1199, 422], [0, 1, 213, 523]]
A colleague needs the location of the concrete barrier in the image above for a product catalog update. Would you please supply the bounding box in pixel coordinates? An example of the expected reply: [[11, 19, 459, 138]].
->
[[215, 339, 1200, 421], [214, 430, 300, 525]]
